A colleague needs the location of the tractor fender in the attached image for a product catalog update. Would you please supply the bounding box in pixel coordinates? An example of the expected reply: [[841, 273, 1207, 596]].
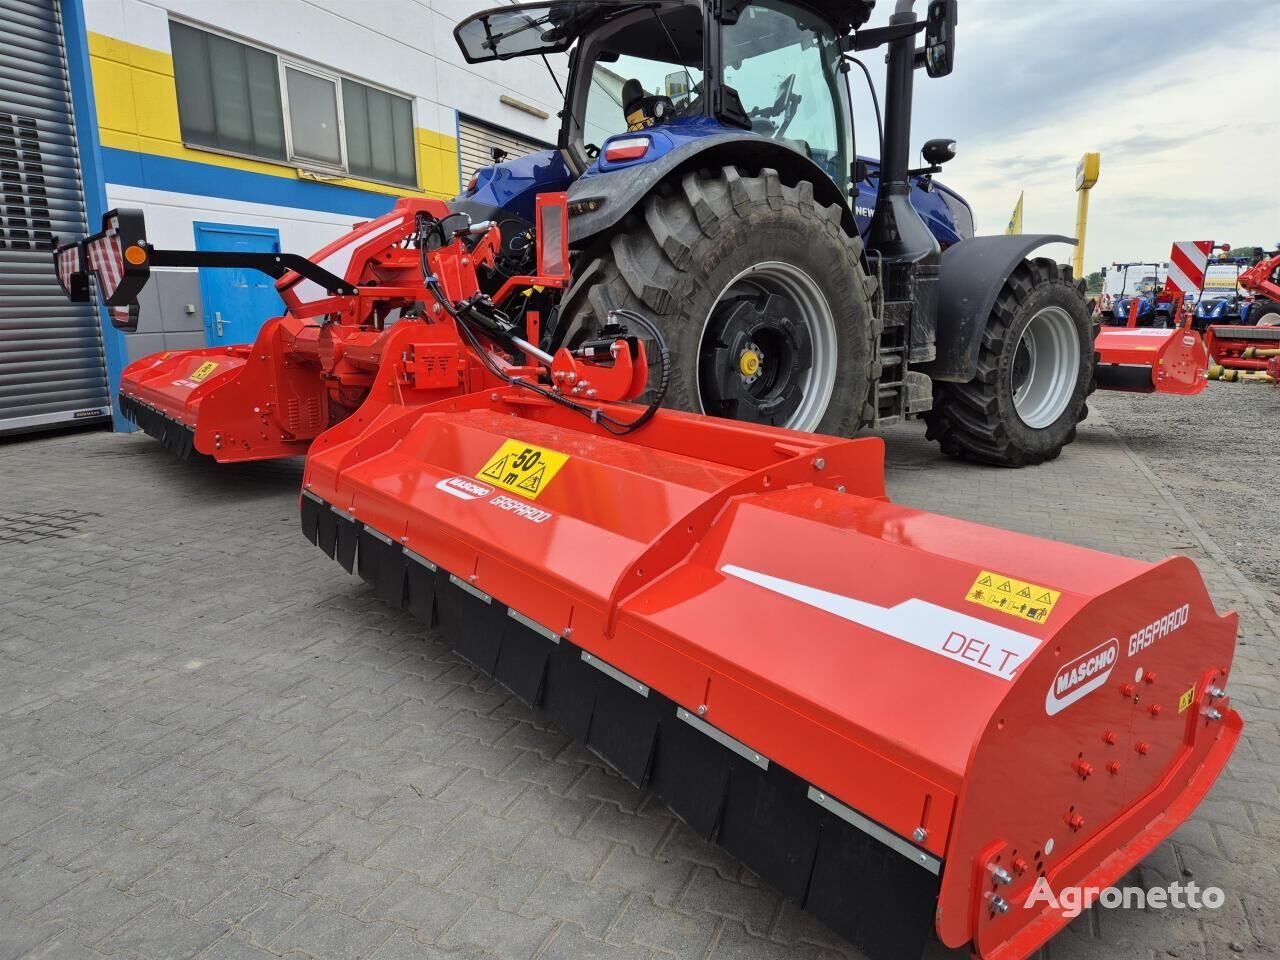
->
[[566, 133, 855, 246], [925, 233, 1077, 383]]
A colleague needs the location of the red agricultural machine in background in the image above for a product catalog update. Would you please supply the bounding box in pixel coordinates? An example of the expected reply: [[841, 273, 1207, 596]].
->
[[1093, 241, 1214, 395], [1238, 247, 1280, 327], [1205, 247, 1280, 384], [54, 195, 643, 461]]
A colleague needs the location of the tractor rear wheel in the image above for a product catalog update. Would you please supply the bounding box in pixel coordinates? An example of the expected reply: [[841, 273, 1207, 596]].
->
[[558, 167, 877, 435], [925, 258, 1094, 467]]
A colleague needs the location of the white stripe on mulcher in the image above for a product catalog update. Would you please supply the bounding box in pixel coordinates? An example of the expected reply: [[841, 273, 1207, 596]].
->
[[721, 565, 1041, 680]]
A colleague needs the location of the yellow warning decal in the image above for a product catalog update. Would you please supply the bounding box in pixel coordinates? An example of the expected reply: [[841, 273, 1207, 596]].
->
[[966, 570, 1061, 625], [1178, 685, 1196, 714], [190, 361, 219, 383], [476, 439, 569, 500]]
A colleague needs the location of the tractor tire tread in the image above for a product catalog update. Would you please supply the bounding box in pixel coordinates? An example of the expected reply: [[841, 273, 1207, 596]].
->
[[923, 257, 1095, 467]]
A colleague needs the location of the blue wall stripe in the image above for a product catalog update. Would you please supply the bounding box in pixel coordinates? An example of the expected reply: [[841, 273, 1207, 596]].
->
[[101, 148, 402, 220], [61, 0, 131, 431]]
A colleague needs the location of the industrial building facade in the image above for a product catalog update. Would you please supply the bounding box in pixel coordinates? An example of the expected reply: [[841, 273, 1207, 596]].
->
[[1, 0, 562, 433]]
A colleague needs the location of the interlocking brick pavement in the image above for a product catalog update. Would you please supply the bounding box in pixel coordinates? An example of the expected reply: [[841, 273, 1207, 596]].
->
[[1, 403, 1276, 960]]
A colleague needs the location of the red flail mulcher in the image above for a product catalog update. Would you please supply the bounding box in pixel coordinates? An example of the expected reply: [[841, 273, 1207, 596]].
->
[[54, 200, 1242, 960]]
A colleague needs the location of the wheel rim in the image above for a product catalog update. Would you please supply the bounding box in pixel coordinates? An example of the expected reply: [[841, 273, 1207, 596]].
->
[[1011, 305, 1080, 429], [696, 261, 838, 432]]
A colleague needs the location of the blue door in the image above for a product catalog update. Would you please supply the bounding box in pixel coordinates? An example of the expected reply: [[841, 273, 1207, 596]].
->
[[194, 222, 285, 347]]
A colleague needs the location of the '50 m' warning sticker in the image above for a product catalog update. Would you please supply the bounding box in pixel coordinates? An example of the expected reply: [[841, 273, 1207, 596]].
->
[[966, 570, 1061, 625], [189, 361, 219, 382], [477, 440, 568, 499]]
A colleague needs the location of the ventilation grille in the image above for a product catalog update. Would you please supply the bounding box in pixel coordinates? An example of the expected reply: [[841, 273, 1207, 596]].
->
[[0, 114, 53, 251], [285, 396, 323, 434]]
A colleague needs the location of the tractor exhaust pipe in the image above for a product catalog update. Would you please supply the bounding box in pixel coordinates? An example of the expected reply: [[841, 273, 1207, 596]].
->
[[866, 0, 941, 267]]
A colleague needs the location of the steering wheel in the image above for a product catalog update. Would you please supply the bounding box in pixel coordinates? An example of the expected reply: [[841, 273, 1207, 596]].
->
[[747, 74, 800, 138], [773, 73, 800, 138]]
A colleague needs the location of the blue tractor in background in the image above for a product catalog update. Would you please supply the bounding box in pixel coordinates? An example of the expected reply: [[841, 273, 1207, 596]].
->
[[450, 0, 1095, 466], [1194, 294, 1239, 329]]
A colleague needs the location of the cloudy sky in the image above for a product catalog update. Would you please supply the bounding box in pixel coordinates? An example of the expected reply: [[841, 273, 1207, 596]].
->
[[850, 0, 1278, 275]]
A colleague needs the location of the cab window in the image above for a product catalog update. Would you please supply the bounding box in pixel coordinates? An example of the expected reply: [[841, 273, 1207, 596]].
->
[[575, 6, 704, 159], [721, 2, 849, 188], [584, 54, 703, 150]]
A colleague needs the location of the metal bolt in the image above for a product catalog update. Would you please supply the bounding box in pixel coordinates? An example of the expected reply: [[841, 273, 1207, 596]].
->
[[912, 827, 928, 843], [1066, 812, 1085, 830], [1148, 704, 1163, 717], [400, 536, 408, 543], [836, 484, 847, 493], [586, 389, 597, 398], [1144, 671, 1158, 685], [1121, 683, 1136, 698], [1208, 686, 1226, 698], [1072, 759, 1093, 778], [1102, 730, 1118, 745], [490, 392, 499, 401], [697, 704, 708, 717], [1206, 708, 1223, 721], [253, 406, 261, 413], [562, 627, 573, 638], [1135, 741, 1150, 755], [988, 894, 1010, 914], [567, 372, 577, 384], [1106, 761, 1122, 775], [989, 864, 1012, 885], [813, 457, 826, 470]]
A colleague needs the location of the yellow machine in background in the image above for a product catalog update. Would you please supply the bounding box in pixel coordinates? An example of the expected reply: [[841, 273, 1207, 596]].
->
[[1073, 151, 1101, 279]]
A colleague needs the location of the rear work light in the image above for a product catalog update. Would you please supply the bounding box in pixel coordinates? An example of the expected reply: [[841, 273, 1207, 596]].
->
[[603, 136, 650, 163]]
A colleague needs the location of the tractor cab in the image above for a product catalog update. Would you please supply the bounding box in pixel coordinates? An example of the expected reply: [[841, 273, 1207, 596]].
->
[[454, 1, 1093, 471], [457, 2, 860, 195]]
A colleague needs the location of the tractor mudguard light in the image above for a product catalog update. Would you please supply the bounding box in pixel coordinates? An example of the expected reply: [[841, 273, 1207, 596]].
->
[[300, 392, 1241, 960]]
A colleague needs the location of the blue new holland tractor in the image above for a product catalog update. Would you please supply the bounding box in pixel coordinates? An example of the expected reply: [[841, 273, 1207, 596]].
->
[[450, 0, 1095, 466]]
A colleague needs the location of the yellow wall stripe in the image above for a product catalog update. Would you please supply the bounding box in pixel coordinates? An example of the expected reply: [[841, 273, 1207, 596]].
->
[[88, 32, 460, 202]]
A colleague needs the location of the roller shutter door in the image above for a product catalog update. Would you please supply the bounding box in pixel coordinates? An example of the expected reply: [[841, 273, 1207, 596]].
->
[[1, 0, 109, 434], [458, 115, 551, 187]]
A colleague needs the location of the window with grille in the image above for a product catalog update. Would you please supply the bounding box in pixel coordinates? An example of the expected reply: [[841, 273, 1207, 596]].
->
[[169, 21, 417, 187]]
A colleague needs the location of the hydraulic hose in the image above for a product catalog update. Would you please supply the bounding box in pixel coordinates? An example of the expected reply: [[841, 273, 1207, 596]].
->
[[414, 212, 669, 435]]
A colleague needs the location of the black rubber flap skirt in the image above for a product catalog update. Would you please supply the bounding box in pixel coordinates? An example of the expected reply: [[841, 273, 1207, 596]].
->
[[1094, 363, 1156, 393], [301, 498, 943, 959], [120, 393, 196, 458]]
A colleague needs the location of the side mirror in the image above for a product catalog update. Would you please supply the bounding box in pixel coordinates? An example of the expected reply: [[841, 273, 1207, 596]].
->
[[924, 0, 957, 78], [921, 138, 956, 166], [851, 158, 870, 184]]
